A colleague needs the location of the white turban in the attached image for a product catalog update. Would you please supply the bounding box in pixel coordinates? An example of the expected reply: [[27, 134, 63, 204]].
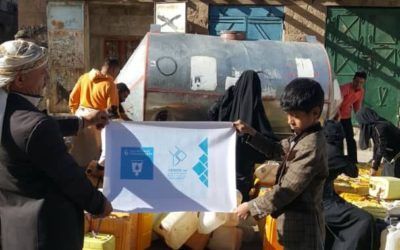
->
[[0, 40, 48, 87], [0, 40, 48, 142]]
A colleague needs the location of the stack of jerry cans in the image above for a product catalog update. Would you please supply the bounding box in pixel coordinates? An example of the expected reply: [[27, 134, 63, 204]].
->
[[83, 234, 116, 250], [84, 212, 153, 250]]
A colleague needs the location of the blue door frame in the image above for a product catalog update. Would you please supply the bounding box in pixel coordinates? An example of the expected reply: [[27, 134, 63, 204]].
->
[[209, 5, 284, 41]]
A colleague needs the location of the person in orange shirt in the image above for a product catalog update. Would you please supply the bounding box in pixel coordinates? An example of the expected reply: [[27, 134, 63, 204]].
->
[[69, 58, 120, 167], [69, 58, 120, 115], [339, 71, 367, 164]]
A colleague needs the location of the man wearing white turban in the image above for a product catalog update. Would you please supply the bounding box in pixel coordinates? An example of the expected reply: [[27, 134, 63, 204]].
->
[[0, 40, 112, 249]]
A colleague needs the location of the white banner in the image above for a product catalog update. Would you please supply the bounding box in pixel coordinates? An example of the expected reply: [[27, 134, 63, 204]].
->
[[103, 121, 237, 213]]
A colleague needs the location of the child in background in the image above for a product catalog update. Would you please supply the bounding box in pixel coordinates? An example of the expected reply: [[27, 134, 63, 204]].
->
[[234, 78, 328, 250]]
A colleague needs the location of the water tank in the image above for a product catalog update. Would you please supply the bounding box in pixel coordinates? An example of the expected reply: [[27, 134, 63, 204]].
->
[[117, 32, 340, 135]]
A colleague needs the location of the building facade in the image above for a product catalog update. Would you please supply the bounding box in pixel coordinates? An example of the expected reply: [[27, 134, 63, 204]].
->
[[17, 0, 400, 126]]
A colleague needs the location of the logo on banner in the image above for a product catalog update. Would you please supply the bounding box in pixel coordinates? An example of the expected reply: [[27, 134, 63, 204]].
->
[[121, 147, 154, 179], [192, 138, 208, 187], [169, 146, 187, 167], [167, 145, 188, 180]]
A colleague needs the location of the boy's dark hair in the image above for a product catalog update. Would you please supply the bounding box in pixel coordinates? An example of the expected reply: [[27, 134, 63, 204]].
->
[[280, 78, 325, 115], [103, 57, 120, 68], [354, 71, 367, 80], [116, 82, 130, 94]]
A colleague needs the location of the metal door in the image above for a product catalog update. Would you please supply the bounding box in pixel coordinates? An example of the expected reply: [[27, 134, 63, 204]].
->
[[326, 8, 400, 125], [209, 5, 283, 41], [364, 11, 400, 126]]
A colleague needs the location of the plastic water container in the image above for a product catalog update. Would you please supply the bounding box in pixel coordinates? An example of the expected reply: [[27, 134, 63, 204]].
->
[[369, 177, 400, 199], [224, 190, 243, 227], [84, 212, 152, 250], [380, 227, 389, 250], [254, 161, 280, 186], [184, 231, 210, 250], [264, 215, 283, 250], [198, 212, 228, 234], [207, 226, 243, 250], [83, 233, 115, 250], [154, 212, 199, 249], [198, 190, 243, 233], [385, 223, 400, 250]]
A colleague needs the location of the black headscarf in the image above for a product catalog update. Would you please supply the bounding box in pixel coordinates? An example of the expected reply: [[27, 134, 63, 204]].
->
[[230, 71, 274, 134], [208, 70, 276, 185], [210, 70, 275, 138], [324, 120, 345, 145], [355, 107, 388, 150], [323, 120, 357, 177]]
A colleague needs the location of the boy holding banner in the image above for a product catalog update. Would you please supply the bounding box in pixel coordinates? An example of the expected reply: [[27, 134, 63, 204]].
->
[[234, 78, 328, 250]]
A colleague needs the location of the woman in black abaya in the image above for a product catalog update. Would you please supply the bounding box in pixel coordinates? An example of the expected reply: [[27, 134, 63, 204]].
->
[[356, 107, 400, 177], [323, 120, 378, 250], [208, 70, 276, 201]]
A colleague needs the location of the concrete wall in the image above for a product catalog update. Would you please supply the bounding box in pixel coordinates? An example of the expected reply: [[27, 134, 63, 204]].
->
[[186, 0, 400, 43], [186, 1, 209, 34], [17, 0, 400, 112], [18, 0, 46, 28], [18, 0, 400, 45], [187, 1, 325, 41], [89, 2, 153, 68]]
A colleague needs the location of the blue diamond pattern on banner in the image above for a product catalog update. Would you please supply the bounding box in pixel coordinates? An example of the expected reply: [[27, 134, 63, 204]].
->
[[199, 139, 208, 154], [193, 162, 206, 176], [192, 138, 208, 187], [199, 154, 207, 164]]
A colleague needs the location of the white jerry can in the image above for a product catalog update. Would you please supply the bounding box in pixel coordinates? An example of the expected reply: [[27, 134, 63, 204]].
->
[[154, 212, 199, 249], [198, 212, 228, 234], [207, 226, 243, 250], [223, 190, 243, 227], [385, 223, 400, 250]]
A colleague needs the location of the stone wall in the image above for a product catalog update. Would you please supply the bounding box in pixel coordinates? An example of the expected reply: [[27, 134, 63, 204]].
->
[[16, 0, 400, 112], [185, 0, 327, 41], [186, 0, 209, 34], [284, 2, 326, 42], [18, 0, 46, 27], [18, 0, 400, 44], [89, 3, 153, 68], [186, 0, 400, 42]]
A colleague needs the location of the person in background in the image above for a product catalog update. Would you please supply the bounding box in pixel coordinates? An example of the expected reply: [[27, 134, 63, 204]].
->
[[0, 39, 112, 250], [86, 82, 132, 185], [339, 71, 367, 164], [68, 58, 120, 166], [69, 57, 120, 115], [208, 70, 276, 201], [356, 107, 400, 177], [115, 82, 131, 121], [234, 78, 328, 250], [323, 120, 377, 250]]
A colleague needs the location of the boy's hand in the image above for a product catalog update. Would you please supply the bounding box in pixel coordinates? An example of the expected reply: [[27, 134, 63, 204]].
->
[[370, 168, 378, 176], [234, 202, 250, 220], [233, 120, 257, 136]]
